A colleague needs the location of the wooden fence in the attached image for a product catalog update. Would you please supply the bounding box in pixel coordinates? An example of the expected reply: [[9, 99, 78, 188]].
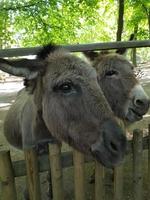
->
[[0, 41, 150, 200], [0, 127, 150, 200]]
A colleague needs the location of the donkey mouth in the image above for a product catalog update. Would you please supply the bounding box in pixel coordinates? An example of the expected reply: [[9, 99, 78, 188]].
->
[[125, 108, 143, 122], [91, 149, 124, 168]]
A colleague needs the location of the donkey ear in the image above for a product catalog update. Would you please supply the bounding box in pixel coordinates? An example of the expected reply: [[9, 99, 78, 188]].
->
[[116, 33, 135, 55], [116, 48, 127, 55], [83, 51, 99, 61], [0, 58, 44, 79]]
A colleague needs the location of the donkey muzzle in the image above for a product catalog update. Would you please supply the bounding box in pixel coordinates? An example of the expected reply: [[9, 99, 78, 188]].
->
[[126, 84, 150, 123], [91, 119, 127, 168]]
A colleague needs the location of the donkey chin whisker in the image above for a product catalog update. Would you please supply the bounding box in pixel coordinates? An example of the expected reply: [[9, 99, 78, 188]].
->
[[125, 108, 143, 122], [130, 108, 142, 118]]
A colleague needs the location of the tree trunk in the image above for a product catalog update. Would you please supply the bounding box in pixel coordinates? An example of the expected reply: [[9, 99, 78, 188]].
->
[[141, 4, 150, 39], [148, 10, 150, 39], [131, 25, 138, 67], [116, 0, 124, 41]]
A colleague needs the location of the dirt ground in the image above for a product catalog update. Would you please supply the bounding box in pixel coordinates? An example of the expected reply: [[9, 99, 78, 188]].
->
[[0, 62, 150, 200]]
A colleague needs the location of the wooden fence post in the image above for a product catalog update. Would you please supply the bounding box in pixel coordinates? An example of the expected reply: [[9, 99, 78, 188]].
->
[[95, 161, 105, 200], [148, 124, 150, 195], [0, 150, 17, 200], [24, 148, 41, 200], [132, 129, 143, 200], [73, 149, 85, 200], [49, 143, 64, 200], [113, 119, 125, 200], [114, 165, 123, 200]]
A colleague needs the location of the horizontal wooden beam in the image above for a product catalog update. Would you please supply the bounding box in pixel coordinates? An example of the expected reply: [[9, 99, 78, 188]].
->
[[0, 40, 149, 58], [11, 136, 149, 178]]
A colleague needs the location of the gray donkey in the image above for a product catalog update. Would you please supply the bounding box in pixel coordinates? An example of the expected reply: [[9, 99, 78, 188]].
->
[[0, 44, 127, 168], [83, 48, 150, 184], [83, 49, 150, 126]]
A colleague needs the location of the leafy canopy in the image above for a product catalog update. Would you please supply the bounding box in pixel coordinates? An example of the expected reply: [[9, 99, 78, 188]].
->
[[0, 0, 149, 49]]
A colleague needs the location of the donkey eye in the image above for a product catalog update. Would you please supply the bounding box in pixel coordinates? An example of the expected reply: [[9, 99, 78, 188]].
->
[[59, 83, 72, 93], [54, 81, 75, 95], [105, 70, 118, 76]]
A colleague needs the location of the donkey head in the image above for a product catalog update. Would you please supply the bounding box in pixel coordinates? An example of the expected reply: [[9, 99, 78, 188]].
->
[[0, 44, 127, 168], [84, 50, 150, 125]]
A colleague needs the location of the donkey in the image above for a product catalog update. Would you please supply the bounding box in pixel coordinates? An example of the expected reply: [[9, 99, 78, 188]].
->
[[0, 44, 127, 168], [83, 49, 150, 126], [83, 49, 150, 184]]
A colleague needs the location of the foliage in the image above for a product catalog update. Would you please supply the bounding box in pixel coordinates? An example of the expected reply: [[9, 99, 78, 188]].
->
[[125, 0, 150, 39], [0, 0, 149, 60], [1, 0, 101, 46], [0, 1, 15, 48]]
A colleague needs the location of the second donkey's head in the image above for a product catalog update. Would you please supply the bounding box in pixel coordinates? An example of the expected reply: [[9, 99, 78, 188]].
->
[[84, 50, 150, 125]]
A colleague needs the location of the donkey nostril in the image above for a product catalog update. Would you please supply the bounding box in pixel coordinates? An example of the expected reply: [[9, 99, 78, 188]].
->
[[134, 98, 150, 110], [110, 141, 118, 152], [135, 99, 144, 107]]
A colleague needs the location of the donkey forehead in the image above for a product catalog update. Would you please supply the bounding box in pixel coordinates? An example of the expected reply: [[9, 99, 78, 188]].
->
[[45, 54, 97, 80], [110, 56, 134, 72], [96, 54, 134, 74]]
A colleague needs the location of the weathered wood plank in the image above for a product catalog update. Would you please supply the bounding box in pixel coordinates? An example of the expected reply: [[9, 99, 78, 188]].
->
[[48, 143, 64, 200], [148, 124, 150, 196], [95, 161, 105, 200], [0, 151, 17, 200], [73, 150, 85, 200], [0, 40, 149, 57], [24, 149, 41, 200], [114, 165, 124, 200], [132, 129, 143, 200], [113, 119, 125, 200]]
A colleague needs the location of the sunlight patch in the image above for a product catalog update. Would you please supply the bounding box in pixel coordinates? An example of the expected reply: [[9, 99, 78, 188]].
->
[[0, 103, 11, 108], [0, 82, 23, 93], [144, 113, 150, 118]]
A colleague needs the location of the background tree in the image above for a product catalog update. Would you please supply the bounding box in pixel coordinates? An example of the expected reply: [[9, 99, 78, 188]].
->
[[116, 0, 124, 41], [125, 0, 150, 63]]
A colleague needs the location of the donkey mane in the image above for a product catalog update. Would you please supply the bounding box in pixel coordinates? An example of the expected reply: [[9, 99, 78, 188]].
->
[[37, 43, 60, 60], [24, 44, 63, 91]]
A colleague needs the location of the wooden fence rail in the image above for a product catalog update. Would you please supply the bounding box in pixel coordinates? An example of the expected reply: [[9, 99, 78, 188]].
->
[[0, 40, 149, 58], [0, 128, 150, 200]]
